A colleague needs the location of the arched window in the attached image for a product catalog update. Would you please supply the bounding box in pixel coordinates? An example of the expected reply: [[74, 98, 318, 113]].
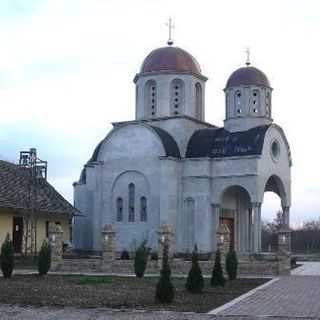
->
[[128, 183, 135, 222], [195, 83, 202, 119], [252, 89, 260, 115], [266, 91, 271, 117], [170, 79, 185, 115], [234, 90, 242, 116], [144, 80, 157, 118], [140, 197, 147, 222], [116, 197, 123, 222]]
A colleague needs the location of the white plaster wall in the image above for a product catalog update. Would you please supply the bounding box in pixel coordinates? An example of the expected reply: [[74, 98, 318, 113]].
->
[[77, 124, 182, 252]]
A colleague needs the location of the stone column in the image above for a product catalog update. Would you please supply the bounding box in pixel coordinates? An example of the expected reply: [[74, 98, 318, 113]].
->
[[251, 202, 261, 253], [101, 224, 116, 270], [277, 227, 291, 254], [48, 222, 63, 271], [212, 204, 220, 253], [277, 227, 291, 275], [282, 206, 290, 227], [216, 224, 230, 257], [158, 224, 174, 265]]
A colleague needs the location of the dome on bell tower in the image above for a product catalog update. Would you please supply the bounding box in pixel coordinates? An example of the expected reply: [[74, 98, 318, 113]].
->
[[140, 46, 202, 75], [226, 66, 271, 89], [134, 44, 207, 122], [224, 57, 273, 132]]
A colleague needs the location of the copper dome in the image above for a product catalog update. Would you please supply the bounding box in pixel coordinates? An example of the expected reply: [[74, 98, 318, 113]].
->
[[226, 66, 270, 88], [140, 46, 201, 75]]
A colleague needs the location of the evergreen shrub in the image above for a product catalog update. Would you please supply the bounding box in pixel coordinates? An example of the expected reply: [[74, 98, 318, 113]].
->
[[134, 239, 149, 278], [211, 249, 225, 287], [226, 248, 238, 280], [0, 234, 14, 278], [38, 240, 51, 276], [155, 243, 175, 303], [185, 245, 204, 293]]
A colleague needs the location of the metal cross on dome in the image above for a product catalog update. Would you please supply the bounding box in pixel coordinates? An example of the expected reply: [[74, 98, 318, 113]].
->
[[166, 17, 174, 46], [245, 47, 251, 66]]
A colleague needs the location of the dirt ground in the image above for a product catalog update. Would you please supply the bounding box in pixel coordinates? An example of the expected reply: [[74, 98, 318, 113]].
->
[[0, 275, 268, 313]]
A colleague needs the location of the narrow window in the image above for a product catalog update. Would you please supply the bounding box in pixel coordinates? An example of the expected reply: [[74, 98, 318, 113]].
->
[[144, 80, 157, 118], [195, 83, 202, 119], [266, 91, 271, 116], [235, 90, 242, 116], [128, 183, 135, 222], [116, 197, 123, 222], [170, 79, 184, 115], [140, 197, 147, 222], [252, 90, 260, 115]]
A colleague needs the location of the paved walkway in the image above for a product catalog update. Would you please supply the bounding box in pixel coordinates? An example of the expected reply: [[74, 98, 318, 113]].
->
[[210, 265, 320, 319], [291, 261, 320, 276]]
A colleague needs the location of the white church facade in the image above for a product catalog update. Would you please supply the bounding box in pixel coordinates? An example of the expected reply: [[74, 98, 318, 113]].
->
[[73, 42, 292, 256]]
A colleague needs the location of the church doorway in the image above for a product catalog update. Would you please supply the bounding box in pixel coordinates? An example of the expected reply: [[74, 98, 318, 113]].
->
[[220, 217, 234, 249]]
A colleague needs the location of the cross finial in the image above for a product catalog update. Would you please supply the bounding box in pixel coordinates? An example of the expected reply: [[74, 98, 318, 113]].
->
[[245, 47, 251, 66], [166, 17, 174, 46]]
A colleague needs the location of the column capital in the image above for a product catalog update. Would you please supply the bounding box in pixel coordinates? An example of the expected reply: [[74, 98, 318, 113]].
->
[[250, 202, 262, 209]]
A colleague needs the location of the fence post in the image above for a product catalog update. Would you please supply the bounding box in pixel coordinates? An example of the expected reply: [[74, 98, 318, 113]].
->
[[101, 224, 116, 271], [48, 222, 63, 271]]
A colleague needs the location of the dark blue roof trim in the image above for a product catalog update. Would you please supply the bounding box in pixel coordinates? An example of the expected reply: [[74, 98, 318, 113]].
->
[[186, 125, 270, 158], [149, 125, 181, 158]]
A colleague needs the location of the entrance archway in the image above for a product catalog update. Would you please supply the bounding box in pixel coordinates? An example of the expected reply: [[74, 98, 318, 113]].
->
[[220, 186, 252, 253]]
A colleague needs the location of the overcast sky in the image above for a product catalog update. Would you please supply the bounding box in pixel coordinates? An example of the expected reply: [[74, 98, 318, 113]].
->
[[0, 0, 319, 227]]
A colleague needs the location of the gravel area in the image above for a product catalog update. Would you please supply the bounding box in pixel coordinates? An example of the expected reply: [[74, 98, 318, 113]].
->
[[0, 304, 315, 320], [0, 275, 267, 313]]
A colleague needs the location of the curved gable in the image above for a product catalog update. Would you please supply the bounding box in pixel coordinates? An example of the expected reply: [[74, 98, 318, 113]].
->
[[87, 124, 180, 161]]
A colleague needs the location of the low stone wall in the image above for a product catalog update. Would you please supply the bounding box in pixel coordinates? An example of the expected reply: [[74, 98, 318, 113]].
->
[[49, 223, 290, 276], [51, 256, 286, 276], [54, 258, 102, 272]]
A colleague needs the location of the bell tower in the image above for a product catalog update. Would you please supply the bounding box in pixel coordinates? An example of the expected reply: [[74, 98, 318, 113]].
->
[[224, 52, 273, 132]]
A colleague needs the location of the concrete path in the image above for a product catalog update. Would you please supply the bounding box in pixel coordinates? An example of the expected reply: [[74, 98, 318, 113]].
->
[[291, 261, 320, 276], [211, 275, 320, 319]]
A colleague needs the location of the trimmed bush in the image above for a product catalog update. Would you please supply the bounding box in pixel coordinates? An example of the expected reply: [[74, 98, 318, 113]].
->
[[134, 239, 149, 278], [210, 249, 225, 287], [120, 250, 130, 260], [155, 243, 175, 303], [38, 240, 51, 276], [186, 245, 204, 293], [1, 234, 14, 278], [226, 248, 238, 280]]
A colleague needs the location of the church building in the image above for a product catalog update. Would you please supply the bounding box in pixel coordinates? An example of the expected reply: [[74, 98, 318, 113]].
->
[[73, 37, 292, 256]]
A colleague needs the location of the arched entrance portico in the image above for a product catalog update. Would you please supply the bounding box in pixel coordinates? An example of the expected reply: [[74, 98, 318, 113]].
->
[[216, 185, 253, 253]]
